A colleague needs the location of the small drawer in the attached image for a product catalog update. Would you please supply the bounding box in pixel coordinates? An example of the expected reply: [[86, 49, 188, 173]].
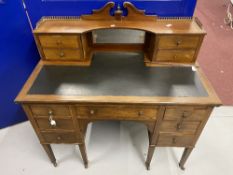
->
[[158, 35, 200, 49], [160, 121, 201, 135], [155, 50, 195, 62], [43, 48, 83, 60], [164, 106, 207, 121], [41, 132, 81, 143], [38, 35, 80, 48], [36, 118, 74, 131], [157, 134, 194, 147], [76, 105, 158, 120], [30, 104, 71, 117]]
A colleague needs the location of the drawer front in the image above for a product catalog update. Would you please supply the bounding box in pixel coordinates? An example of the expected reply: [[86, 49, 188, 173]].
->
[[155, 50, 195, 62], [39, 35, 80, 48], [158, 35, 200, 49], [160, 121, 201, 135], [164, 106, 207, 121], [36, 118, 74, 131], [76, 105, 158, 120], [43, 48, 83, 60], [41, 132, 81, 143], [157, 134, 194, 147], [30, 104, 71, 117]]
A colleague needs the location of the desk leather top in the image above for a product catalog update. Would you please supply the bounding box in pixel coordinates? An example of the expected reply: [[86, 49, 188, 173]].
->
[[29, 52, 207, 97]]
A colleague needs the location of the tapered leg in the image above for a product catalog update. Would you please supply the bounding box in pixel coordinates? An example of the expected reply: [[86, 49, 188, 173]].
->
[[41, 144, 57, 167], [145, 145, 156, 170], [179, 147, 194, 170], [78, 143, 88, 168]]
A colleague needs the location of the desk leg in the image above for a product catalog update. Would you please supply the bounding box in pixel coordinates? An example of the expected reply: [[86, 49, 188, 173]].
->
[[79, 143, 88, 168], [179, 147, 193, 170], [42, 144, 57, 167], [145, 145, 156, 170]]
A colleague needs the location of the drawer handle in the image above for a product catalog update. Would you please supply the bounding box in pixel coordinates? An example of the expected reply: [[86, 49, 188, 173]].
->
[[48, 110, 56, 127], [172, 137, 177, 144], [56, 41, 62, 45], [90, 110, 95, 115], [59, 52, 65, 57], [138, 111, 144, 116], [176, 122, 182, 130], [57, 136, 61, 140], [176, 40, 182, 46], [173, 55, 177, 59], [176, 113, 187, 130]]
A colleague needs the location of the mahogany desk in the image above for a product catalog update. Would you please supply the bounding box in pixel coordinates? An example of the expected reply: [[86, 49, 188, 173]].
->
[[15, 52, 221, 170]]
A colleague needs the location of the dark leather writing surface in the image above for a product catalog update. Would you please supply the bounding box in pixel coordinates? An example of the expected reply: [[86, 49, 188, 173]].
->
[[29, 52, 207, 97]]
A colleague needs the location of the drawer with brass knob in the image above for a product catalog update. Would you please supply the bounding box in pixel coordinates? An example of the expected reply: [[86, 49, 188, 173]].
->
[[42, 48, 83, 60], [163, 106, 208, 122], [41, 131, 81, 144], [160, 121, 201, 135], [75, 105, 158, 120], [29, 104, 71, 118], [157, 35, 201, 49], [156, 134, 195, 147], [38, 34, 81, 48], [35, 118, 74, 131], [155, 50, 195, 63]]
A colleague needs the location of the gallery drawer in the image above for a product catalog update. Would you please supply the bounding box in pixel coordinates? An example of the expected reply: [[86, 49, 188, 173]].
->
[[157, 35, 201, 49], [42, 48, 83, 60], [155, 50, 195, 62], [75, 105, 158, 120], [38, 34, 81, 48]]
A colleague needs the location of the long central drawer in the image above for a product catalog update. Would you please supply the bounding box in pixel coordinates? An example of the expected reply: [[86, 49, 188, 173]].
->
[[75, 105, 158, 120]]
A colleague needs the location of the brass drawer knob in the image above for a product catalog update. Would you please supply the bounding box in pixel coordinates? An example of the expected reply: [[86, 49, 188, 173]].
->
[[138, 111, 144, 116], [57, 136, 61, 140], [48, 110, 56, 127], [59, 52, 65, 57], [172, 137, 177, 144], [56, 41, 62, 45], [182, 112, 189, 118], [176, 113, 188, 130], [176, 123, 182, 130], [90, 110, 95, 115], [176, 40, 182, 46]]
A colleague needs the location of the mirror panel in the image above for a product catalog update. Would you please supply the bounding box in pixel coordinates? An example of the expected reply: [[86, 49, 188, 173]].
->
[[92, 29, 145, 44]]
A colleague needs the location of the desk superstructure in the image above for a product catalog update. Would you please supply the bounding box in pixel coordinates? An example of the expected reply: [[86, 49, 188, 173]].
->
[[15, 2, 221, 170]]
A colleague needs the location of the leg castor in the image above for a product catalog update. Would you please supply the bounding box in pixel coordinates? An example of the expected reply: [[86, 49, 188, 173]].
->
[[84, 162, 88, 169], [53, 161, 57, 167], [145, 162, 150, 170], [179, 163, 185, 170]]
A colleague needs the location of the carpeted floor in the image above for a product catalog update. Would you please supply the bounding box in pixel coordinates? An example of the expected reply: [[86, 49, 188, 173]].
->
[[195, 0, 233, 105]]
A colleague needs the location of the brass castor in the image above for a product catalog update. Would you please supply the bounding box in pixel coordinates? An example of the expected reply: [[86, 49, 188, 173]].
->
[[145, 162, 150, 170], [179, 163, 185, 170], [53, 161, 57, 167]]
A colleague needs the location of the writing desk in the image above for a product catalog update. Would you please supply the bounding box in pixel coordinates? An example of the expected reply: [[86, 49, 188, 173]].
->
[[15, 52, 221, 170]]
